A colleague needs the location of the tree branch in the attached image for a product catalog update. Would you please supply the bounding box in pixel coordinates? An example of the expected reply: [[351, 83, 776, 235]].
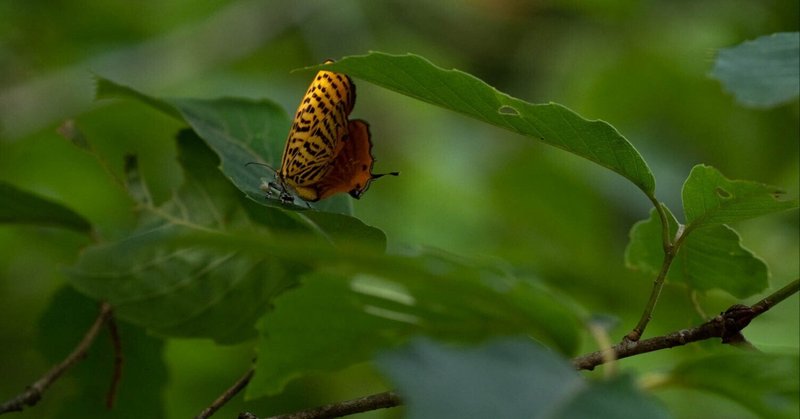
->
[[238, 391, 402, 419], [195, 368, 255, 419], [576, 279, 799, 370], [106, 315, 124, 409], [0, 302, 114, 414]]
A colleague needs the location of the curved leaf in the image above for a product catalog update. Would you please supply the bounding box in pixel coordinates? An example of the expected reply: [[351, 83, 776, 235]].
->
[[315, 52, 655, 195]]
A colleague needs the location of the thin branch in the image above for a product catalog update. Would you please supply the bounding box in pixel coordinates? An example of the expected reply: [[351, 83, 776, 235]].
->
[[626, 210, 689, 342], [625, 199, 676, 342], [106, 315, 124, 409], [625, 245, 676, 342], [0, 302, 114, 414], [239, 391, 402, 419], [648, 196, 672, 253], [577, 279, 799, 370], [195, 368, 255, 419], [751, 278, 798, 314]]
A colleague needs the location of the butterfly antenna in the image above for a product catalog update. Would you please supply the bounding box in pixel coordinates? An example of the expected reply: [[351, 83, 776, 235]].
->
[[245, 161, 279, 174], [371, 171, 400, 180]]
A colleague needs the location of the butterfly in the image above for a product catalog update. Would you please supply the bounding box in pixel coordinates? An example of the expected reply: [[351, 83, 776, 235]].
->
[[259, 60, 397, 204]]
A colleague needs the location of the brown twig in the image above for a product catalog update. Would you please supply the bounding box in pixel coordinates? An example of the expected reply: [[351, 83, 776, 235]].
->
[[575, 279, 799, 370], [106, 314, 124, 409], [0, 302, 114, 414], [238, 391, 402, 419], [195, 368, 255, 419]]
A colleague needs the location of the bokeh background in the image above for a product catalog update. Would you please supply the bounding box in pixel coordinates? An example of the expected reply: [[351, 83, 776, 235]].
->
[[1, 1, 797, 417]]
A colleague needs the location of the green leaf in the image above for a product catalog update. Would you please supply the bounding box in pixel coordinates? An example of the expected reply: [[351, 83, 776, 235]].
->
[[711, 32, 800, 108], [682, 165, 798, 231], [0, 181, 92, 233], [625, 205, 678, 277], [247, 248, 582, 399], [39, 287, 166, 418], [94, 76, 355, 214], [248, 271, 407, 398], [68, 133, 386, 343], [672, 224, 768, 298], [625, 206, 768, 298], [316, 52, 655, 196], [164, 97, 292, 207], [377, 338, 668, 419], [667, 353, 799, 419]]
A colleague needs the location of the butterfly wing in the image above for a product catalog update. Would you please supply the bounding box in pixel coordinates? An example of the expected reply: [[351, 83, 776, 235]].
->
[[279, 66, 356, 197], [313, 119, 389, 201]]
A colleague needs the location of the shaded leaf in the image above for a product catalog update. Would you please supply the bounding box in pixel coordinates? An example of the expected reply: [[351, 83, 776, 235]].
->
[[68, 133, 385, 343], [711, 32, 800, 108], [247, 249, 582, 399], [249, 272, 406, 398], [668, 353, 799, 419], [316, 52, 655, 196], [682, 165, 798, 231], [0, 181, 92, 233], [94, 76, 355, 214], [377, 338, 668, 419]]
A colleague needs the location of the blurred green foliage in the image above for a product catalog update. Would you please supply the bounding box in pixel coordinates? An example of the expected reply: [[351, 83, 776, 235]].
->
[[1, 1, 797, 418]]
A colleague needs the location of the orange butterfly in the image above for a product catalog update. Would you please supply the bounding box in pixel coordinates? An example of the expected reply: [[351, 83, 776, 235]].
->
[[260, 60, 397, 203]]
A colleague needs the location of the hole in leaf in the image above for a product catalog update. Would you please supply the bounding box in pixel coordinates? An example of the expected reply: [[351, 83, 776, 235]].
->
[[498, 105, 520, 116], [715, 187, 732, 199]]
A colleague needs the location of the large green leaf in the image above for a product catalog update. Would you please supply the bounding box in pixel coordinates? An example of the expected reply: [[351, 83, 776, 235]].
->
[[38, 287, 166, 419], [711, 32, 800, 108], [315, 52, 655, 196], [95, 76, 354, 214], [68, 132, 386, 343], [625, 206, 768, 298], [0, 181, 91, 233], [667, 353, 799, 419], [249, 271, 407, 398], [247, 250, 582, 399], [377, 338, 668, 419], [682, 165, 798, 231]]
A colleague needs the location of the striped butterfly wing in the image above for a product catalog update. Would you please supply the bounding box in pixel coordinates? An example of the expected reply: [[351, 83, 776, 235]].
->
[[314, 119, 398, 201], [279, 63, 356, 201]]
